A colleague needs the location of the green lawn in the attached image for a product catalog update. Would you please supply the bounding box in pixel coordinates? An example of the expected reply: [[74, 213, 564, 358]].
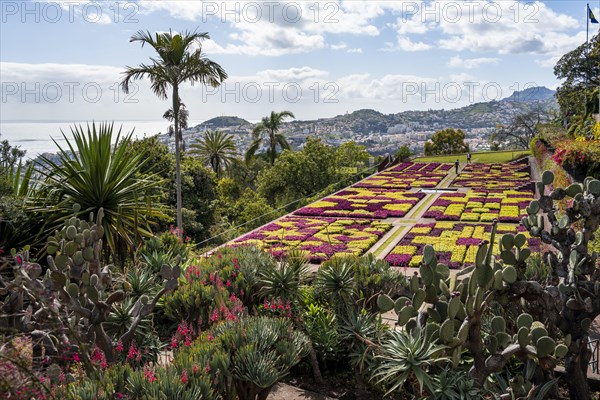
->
[[414, 150, 531, 163]]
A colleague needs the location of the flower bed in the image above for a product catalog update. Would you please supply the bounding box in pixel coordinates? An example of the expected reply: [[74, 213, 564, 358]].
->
[[423, 190, 532, 223], [294, 188, 426, 219], [451, 162, 532, 190], [232, 216, 392, 262], [385, 222, 540, 269], [354, 162, 451, 189]]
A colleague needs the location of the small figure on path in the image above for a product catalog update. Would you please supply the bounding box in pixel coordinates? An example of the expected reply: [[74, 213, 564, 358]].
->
[[467, 152, 471, 164], [455, 160, 459, 174]]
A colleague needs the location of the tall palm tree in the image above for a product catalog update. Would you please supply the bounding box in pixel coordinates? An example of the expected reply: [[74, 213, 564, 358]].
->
[[189, 130, 237, 178], [34, 123, 168, 256], [245, 110, 295, 165], [121, 29, 227, 234], [164, 100, 189, 151]]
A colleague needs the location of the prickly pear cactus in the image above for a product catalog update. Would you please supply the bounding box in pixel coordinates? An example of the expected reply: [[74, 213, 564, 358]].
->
[[378, 221, 566, 390], [0, 206, 181, 367], [522, 171, 600, 399]]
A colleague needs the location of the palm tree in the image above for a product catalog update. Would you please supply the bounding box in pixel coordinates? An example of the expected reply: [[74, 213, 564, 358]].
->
[[245, 110, 295, 165], [34, 123, 168, 256], [164, 100, 189, 151], [121, 29, 227, 234], [189, 130, 237, 178]]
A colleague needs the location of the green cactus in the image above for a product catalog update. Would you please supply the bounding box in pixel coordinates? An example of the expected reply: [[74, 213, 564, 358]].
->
[[0, 207, 181, 368]]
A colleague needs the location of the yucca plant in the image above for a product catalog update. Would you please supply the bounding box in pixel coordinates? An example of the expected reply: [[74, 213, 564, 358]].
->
[[374, 327, 449, 396], [33, 123, 169, 257]]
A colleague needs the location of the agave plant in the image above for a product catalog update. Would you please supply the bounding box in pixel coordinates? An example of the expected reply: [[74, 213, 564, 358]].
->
[[374, 327, 449, 396], [314, 258, 356, 313], [258, 249, 310, 302], [33, 123, 169, 256]]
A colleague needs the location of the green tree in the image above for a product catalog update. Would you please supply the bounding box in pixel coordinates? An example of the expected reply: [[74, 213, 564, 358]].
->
[[424, 128, 469, 156], [257, 137, 338, 208], [121, 29, 228, 234], [163, 99, 189, 148], [394, 145, 412, 162], [34, 123, 168, 256], [190, 130, 237, 178], [491, 110, 548, 149], [554, 33, 599, 116], [245, 110, 294, 165], [180, 156, 217, 242], [334, 141, 370, 171]]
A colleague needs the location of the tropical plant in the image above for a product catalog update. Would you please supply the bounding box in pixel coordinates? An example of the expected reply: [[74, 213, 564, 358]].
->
[[245, 110, 294, 165], [212, 316, 310, 400], [164, 99, 189, 139], [258, 249, 309, 303], [34, 123, 168, 255], [122, 29, 228, 233], [190, 130, 237, 178], [314, 259, 356, 314], [374, 327, 448, 396]]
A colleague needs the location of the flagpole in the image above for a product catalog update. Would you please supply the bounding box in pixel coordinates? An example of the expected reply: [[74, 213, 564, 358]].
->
[[586, 3, 589, 115]]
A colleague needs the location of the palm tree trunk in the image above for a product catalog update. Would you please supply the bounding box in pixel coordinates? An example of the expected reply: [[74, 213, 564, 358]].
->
[[173, 86, 183, 235], [270, 130, 276, 165]]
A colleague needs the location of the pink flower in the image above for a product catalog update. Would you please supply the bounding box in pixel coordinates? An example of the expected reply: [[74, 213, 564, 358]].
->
[[143, 365, 157, 383], [181, 369, 188, 384], [115, 340, 124, 352], [72, 352, 81, 363], [127, 342, 137, 360], [207, 333, 214, 342]]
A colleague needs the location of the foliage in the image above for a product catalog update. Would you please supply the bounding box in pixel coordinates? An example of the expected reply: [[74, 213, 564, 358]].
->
[[377, 221, 567, 398], [521, 171, 600, 399], [335, 141, 371, 170], [424, 128, 470, 156], [374, 327, 448, 396], [492, 111, 549, 149], [190, 130, 237, 178], [34, 123, 168, 256], [180, 156, 218, 242], [0, 208, 181, 370], [395, 145, 412, 162], [554, 33, 599, 116], [552, 139, 600, 179], [246, 110, 294, 165], [122, 28, 228, 233], [302, 303, 343, 365], [257, 137, 339, 209], [212, 316, 310, 400], [258, 249, 310, 303]]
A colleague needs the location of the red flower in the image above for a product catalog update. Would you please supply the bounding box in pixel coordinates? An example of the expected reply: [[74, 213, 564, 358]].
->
[[115, 340, 124, 352], [181, 369, 188, 384], [72, 352, 81, 363]]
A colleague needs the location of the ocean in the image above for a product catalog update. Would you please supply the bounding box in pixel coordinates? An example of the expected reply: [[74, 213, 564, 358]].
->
[[0, 120, 174, 158]]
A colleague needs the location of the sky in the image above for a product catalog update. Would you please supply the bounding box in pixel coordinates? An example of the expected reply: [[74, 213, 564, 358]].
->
[[1, 0, 600, 124]]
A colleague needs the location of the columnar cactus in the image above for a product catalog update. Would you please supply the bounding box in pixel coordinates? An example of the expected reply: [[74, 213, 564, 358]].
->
[[378, 221, 565, 394], [522, 171, 600, 400], [0, 206, 180, 368]]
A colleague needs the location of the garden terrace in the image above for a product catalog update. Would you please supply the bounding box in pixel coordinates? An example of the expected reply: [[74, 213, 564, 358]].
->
[[451, 160, 532, 191], [384, 222, 541, 269], [231, 216, 392, 263], [294, 188, 426, 219], [423, 189, 533, 223], [354, 162, 452, 189]]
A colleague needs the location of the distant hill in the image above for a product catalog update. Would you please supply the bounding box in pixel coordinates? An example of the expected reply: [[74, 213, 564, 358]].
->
[[200, 116, 250, 127], [502, 86, 555, 102]]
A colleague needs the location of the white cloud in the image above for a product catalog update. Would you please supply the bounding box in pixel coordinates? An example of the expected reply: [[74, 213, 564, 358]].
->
[[448, 56, 499, 69], [382, 36, 431, 52], [331, 42, 348, 50], [347, 48, 363, 54]]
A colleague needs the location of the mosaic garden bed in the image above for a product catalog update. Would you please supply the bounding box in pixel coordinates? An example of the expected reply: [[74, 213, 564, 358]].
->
[[354, 162, 451, 190], [232, 216, 392, 262], [423, 190, 533, 222], [294, 188, 425, 219], [384, 222, 541, 268], [451, 161, 532, 190]]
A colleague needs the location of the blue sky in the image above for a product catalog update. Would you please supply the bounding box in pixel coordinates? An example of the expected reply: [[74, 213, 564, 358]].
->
[[1, 0, 599, 123]]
